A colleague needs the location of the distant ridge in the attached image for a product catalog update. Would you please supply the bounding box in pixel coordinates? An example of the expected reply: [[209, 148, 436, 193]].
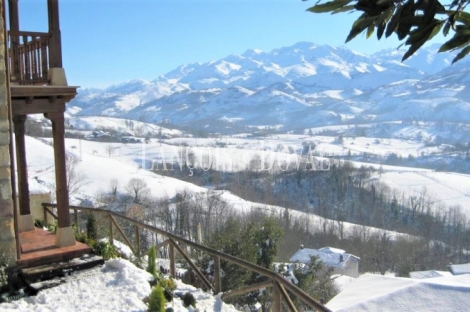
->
[[68, 42, 469, 133]]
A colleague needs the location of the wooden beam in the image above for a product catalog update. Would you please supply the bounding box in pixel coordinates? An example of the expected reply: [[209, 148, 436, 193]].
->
[[10, 85, 78, 98], [109, 215, 136, 255], [12, 100, 65, 116], [278, 282, 298, 312], [155, 239, 170, 250], [221, 280, 273, 299], [169, 238, 214, 292]]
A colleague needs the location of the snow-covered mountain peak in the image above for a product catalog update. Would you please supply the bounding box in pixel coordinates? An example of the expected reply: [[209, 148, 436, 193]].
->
[[68, 41, 470, 133]]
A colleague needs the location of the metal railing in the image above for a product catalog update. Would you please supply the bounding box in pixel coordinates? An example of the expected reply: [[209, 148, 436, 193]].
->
[[42, 203, 331, 312], [8, 31, 50, 85]]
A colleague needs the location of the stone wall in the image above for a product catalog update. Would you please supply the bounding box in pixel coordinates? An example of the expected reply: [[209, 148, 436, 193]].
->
[[29, 192, 53, 223], [0, 0, 17, 266]]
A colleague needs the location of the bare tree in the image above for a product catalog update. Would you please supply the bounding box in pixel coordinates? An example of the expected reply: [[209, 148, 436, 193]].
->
[[125, 178, 150, 204], [66, 154, 89, 199], [109, 178, 119, 198], [105, 144, 115, 158]]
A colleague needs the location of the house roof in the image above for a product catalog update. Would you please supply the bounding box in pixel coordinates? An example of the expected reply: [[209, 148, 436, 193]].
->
[[289, 246, 359, 269], [326, 273, 470, 312], [409, 270, 453, 279], [449, 263, 470, 275]]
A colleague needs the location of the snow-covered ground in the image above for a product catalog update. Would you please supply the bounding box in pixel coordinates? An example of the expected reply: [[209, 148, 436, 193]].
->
[[28, 132, 470, 215], [25, 135, 417, 240], [326, 273, 470, 312], [66, 116, 183, 137], [0, 258, 238, 312]]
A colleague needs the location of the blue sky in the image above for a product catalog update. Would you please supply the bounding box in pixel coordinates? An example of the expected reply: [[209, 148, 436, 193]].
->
[[16, 0, 408, 88]]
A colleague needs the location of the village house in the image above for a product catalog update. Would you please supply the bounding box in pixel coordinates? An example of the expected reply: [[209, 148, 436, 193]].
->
[[289, 246, 360, 278]]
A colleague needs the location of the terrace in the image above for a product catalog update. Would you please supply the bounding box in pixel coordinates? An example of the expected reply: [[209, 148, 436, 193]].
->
[[6, 0, 80, 263]]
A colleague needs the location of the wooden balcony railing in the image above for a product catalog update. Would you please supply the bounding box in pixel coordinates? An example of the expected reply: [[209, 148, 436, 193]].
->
[[8, 31, 50, 85], [41, 203, 331, 312]]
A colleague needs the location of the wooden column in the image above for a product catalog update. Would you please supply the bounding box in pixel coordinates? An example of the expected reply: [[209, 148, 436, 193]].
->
[[8, 0, 19, 31], [13, 115, 30, 216], [47, 0, 62, 68], [44, 111, 69, 228], [8, 0, 20, 81]]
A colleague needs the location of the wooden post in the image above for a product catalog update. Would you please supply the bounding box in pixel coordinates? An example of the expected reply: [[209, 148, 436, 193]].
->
[[13, 115, 30, 216], [273, 282, 281, 312], [42, 203, 48, 225], [47, 0, 62, 68], [8, 0, 19, 31], [169, 242, 176, 278], [44, 110, 69, 228], [109, 214, 113, 245], [214, 255, 221, 294], [135, 225, 140, 256], [74, 208, 78, 232]]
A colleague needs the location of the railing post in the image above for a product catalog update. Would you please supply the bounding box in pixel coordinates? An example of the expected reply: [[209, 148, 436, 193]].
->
[[214, 255, 221, 294], [273, 282, 281, 312], [135, 225, 140, 256], [169, 242, 176, 278], [109, 214, 113, 245], [42, 203, 48, 225], [74, 208, 79, 232]]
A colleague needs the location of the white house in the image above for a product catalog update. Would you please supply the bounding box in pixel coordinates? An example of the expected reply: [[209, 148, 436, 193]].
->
[[289, 246, 360, 278], [449, 263, 470, 275]]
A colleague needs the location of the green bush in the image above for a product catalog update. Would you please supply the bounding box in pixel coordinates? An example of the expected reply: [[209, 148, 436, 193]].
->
[[161, 277, 177, 302], [75, 231, 88, 243], [86, 213, 97, 240], [162, 277, 177, 291], [47, 220, 58, 233], [147, 245, 157, 277], [182, 292, 196, 308], [148, 284, 166, 312], [91, 240, 119, 260]]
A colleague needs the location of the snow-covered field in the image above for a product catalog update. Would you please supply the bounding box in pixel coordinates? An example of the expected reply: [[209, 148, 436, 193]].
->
[[25, 136, 422, 240], [28, 131, 470, 215]]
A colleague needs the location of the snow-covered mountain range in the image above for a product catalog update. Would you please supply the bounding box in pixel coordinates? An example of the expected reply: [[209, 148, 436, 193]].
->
[[68, 42, 470, 133]]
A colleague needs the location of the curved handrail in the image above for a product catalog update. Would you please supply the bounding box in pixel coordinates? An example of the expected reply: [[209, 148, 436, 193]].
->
[[43, 203, 331, 312]]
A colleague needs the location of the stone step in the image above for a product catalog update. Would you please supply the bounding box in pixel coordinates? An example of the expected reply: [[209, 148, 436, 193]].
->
[[17, 228, 92, 268], [20, 254, 104, 285]]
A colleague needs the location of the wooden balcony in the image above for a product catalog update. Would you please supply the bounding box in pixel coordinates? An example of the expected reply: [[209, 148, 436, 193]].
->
[[8, 30, 50, 85], [7, 30, 78, 114]]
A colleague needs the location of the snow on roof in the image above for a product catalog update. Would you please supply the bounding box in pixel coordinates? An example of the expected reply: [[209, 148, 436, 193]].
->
[[409, 270, 453, 279], [326, 273, 470, 312], [289, 247, 359, 268], [450, 263, 470, 275], [320, 247, 346, 254]]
